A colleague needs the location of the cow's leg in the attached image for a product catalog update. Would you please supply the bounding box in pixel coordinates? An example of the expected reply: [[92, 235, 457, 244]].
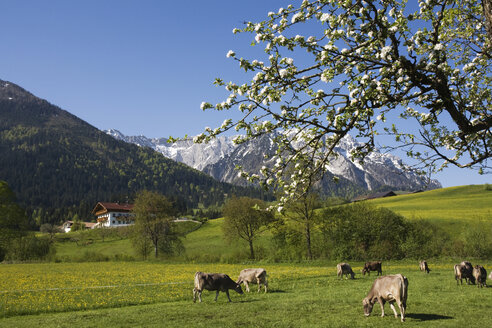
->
[[214, 290, 219, 302], [264, 279, 268, 293], [244, 281, 250, 292], [389, 302, 398, 318], [225, 290, 232, 302], [257, 280, 261, 293], [397, 300, 405, 322], [378, 298, 385, 317], [193, 288, 202, 303]]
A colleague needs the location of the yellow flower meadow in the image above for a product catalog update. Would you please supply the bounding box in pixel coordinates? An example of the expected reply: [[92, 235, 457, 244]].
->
[[0, 262, 334, 317]]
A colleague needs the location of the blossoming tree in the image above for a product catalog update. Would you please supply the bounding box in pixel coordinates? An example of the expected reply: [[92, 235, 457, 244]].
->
[[195, 0, 491, 203]]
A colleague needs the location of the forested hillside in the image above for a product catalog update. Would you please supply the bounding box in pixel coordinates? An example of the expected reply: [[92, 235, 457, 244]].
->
[[0, 80, 270, 226]]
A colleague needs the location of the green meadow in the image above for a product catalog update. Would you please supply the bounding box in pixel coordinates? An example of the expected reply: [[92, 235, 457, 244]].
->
[[0, 262, 491, 327], [367, 185, 492, 235]]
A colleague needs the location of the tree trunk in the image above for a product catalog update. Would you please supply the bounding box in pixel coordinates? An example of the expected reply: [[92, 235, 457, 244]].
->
[[483, 0, 492, 44], [249, 240, 255, 259], [305, 221, 312, 260], [154, 244, 158, 258]]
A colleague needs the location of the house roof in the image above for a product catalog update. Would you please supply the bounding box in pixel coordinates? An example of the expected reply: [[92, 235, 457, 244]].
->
[[92, 202, 134, 215]]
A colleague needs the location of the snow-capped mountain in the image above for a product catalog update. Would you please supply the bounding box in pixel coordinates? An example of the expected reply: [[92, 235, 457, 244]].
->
[[105, 129, 441, 195], [105, 129, 237, 170]]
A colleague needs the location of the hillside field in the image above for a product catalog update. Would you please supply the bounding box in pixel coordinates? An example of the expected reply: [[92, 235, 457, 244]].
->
[[367, 184, 492, 234], [0, 261, 491, 327]]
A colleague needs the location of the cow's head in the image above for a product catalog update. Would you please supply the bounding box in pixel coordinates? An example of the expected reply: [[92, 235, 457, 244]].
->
[[234, 283, 244, 295], [362, 298, 374, 316], [361, 268, 367, 276], [350, 271, 356, 279]]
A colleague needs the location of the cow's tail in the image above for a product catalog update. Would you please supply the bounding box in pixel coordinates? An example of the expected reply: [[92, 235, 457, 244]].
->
[[401, 274, 408, 306]]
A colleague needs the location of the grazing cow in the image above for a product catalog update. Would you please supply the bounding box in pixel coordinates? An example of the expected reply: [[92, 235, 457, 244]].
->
[[419, 260, 431, 274], [362, 261, 382, 276], [454, 261, 476, 285], [237, 268, 268, 293], [473, 265, 487, 288], [362, 274, 409, 322], [337, 263, 355, 280], [193, 272, 243, 303], [489, 271, 492, 281]]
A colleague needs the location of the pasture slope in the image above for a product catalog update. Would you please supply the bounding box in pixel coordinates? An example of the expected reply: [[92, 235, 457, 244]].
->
[[367, 184, 492, 222], [0, 262, 491, 327]]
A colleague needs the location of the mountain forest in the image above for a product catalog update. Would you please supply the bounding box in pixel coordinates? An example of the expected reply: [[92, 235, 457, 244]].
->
[[0, 80, 272, 226]]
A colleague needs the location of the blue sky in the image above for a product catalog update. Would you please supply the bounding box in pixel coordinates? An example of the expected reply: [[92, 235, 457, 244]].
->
[[0, 1, 489, 187]]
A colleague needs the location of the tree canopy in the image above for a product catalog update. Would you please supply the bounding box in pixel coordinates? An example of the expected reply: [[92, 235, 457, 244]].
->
[[196, 0, 491, 202], [131, 190, 181, 258], [222, 196, 274, 259]]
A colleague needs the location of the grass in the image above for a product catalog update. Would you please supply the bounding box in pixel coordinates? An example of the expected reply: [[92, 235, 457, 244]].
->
[[0, 261, 491, 327], [366, 185, 492, 235], [367, 185, 492, 221]]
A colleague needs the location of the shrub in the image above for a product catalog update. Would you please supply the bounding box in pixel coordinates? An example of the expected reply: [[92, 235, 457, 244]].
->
[[461, 225, 492, 258], [5, 234, 54, 261], [319, 203, 409, 260], [401, 220, 451, 259]]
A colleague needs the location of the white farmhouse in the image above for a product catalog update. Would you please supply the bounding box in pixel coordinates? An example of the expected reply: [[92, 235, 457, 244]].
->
[[92, 202, 135, 228]]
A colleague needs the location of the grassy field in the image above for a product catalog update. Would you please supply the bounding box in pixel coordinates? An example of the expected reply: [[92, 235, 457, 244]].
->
[[368, 185, 492, 222], [0, 261, 491, 327], [367, 184, 492, 235]]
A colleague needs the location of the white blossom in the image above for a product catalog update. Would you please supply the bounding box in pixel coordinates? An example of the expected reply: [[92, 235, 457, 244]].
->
[[226, 50, 235, 58], [320, 13, 330, 22]]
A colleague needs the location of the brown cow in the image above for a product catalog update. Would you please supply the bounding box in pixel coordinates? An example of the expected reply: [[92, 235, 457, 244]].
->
[[362, 274, 409, 322], [337, 263, 355, 279], [237, 268, 268, 293], [193, 272, 243, 302], [419, 260, 430, 274], [473, 265, 487, 288], [454, 261, 476, 285], [362, 261, 382, 276]]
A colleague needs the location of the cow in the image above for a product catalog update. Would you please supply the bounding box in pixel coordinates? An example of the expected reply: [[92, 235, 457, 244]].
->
[[362, 261, 382, 276], [362, 274, 409, 322], [489, 271, 492, 281], [337, 263, 355, 280], [193, 272, 243, 303], [454, 261, 476, 285], [473, 265, 487, 288], [236, 268, 268, 293], [419, 260, 431, 274]]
